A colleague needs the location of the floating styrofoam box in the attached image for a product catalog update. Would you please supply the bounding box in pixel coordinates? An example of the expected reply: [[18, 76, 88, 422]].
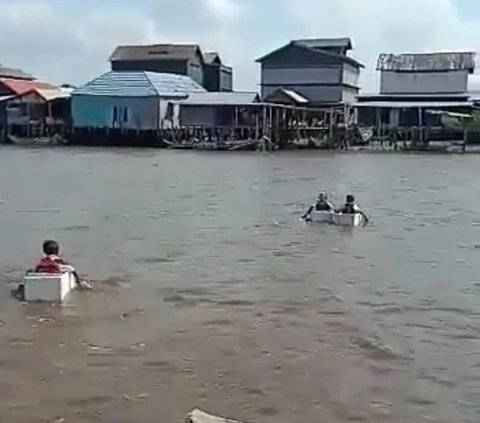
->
[[333, 213, 364, 227], [310, 210, 334, 223], [23, 272, 76, 302]]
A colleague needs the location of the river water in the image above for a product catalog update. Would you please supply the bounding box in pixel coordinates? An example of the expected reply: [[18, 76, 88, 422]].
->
[[0, 146, 479, 423]]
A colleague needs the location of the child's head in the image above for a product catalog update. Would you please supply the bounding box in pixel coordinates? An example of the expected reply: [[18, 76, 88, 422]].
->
[[43, 240, 60, 255]]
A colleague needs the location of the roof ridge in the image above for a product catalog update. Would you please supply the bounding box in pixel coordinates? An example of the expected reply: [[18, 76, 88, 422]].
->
[[377, 52, 476, 72], [190, 90, 256, 94], [73, 70, 120, 95], [115, 43, 200, 48], [73, 70, 206, 97], [291, 41, 364, 68], [256, 41, 363, 67], [142, 71, 160, 96], [380, 51, 475, 56], [295, 37, 351, 42], [110, 44, 204, 63]]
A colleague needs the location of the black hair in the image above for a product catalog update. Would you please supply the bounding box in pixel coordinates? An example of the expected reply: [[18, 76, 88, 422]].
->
[[43, 240, 60, 255], [346, 195, 355, 203]]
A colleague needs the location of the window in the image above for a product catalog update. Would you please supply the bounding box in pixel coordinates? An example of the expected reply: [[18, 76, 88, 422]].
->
[[123, 107, 128, 123], [113, 106, 118, 122]]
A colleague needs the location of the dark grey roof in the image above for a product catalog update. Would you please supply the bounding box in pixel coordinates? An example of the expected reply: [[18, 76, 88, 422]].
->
[[203, 52, 221, 65], [256, 41, 364, 68], [377, 52, 476, 72], [110, 44, 203, 63], [0, 65, 35, 80], [295, 38, 352, 50]]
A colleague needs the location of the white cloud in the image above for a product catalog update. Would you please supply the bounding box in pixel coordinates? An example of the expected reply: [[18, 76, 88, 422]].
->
[[0, 0, 479, 92], [204, 0, 243, 22]]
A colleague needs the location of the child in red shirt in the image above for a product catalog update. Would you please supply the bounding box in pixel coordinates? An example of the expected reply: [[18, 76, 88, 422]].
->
[[35, 240, 92, 289]]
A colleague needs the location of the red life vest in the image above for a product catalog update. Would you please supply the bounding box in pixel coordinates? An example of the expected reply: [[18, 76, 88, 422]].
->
[[35, 255, 62, 273]]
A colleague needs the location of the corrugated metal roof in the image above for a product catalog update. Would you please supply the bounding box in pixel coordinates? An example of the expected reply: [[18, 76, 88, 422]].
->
[[0, 77, 56, 95], [0, 66, 34, 80], [280, 89, 309, 104], [146, 72, 206, 96], [204, 52, 221, 65], [295, 38, 352, 50], [178, 91, 260, 106], [256, 41, 364, 68], [355, 101, 472, 108], [110, 44, 202, 63], [36, 88, 71, 101], [359, 93, 469, 99], [377, 52, 476, 72], [73, 71, 206, 98]]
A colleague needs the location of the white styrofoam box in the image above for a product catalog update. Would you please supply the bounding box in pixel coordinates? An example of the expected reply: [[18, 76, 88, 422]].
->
[[333, 213, 363, 227], [310, 210, 334, 223], [23, 271, 76, 302]]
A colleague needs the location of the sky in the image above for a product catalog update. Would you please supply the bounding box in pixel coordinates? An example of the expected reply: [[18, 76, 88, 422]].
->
[[0, 0, 480, 93]]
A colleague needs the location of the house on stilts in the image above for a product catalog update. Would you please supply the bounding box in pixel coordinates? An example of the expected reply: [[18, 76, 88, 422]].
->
[[356, 51, 478, 149]]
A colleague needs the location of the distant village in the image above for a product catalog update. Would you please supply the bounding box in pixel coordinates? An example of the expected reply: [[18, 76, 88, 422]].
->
[[0, 37, 479, 151]]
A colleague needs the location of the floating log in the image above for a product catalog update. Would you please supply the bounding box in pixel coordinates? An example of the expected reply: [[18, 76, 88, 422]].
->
[[186, 409, 246, 423]]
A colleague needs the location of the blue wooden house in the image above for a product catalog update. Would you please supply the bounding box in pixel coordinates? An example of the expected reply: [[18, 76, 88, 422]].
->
[[72, 71, 205, 130]]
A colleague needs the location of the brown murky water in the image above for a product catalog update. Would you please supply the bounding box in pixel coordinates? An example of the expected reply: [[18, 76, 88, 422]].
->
[[0, 146, 479, 423]]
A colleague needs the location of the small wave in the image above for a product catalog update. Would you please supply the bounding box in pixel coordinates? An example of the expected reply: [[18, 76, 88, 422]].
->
[[16, 208, 61, 213], [442, 332, 479, 341], [140, 257, 175, 264], [406, 396, 436, 406], [374, 305, 406, 315], [237, 258, 255, 263], [317, 309, 346, 316], [56, 225, 91, 231], [67, 395, 114, 407], [429, 378, 457, 388], [405, 322, 437, 330], [431, 306, 474, 316], [163, 294, 197, 307], [350, 335, 408, 361], [177, 286, 212, 296], [216, 299, 256, 307], [202, 319, 233, 327], [94, 276, 130, 287], [270, 305, 303, 315]]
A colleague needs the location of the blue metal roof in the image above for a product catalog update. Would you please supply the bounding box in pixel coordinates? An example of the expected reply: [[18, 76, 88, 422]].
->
[[73, 71, 206, 98], [146, 72, 206, 97]]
